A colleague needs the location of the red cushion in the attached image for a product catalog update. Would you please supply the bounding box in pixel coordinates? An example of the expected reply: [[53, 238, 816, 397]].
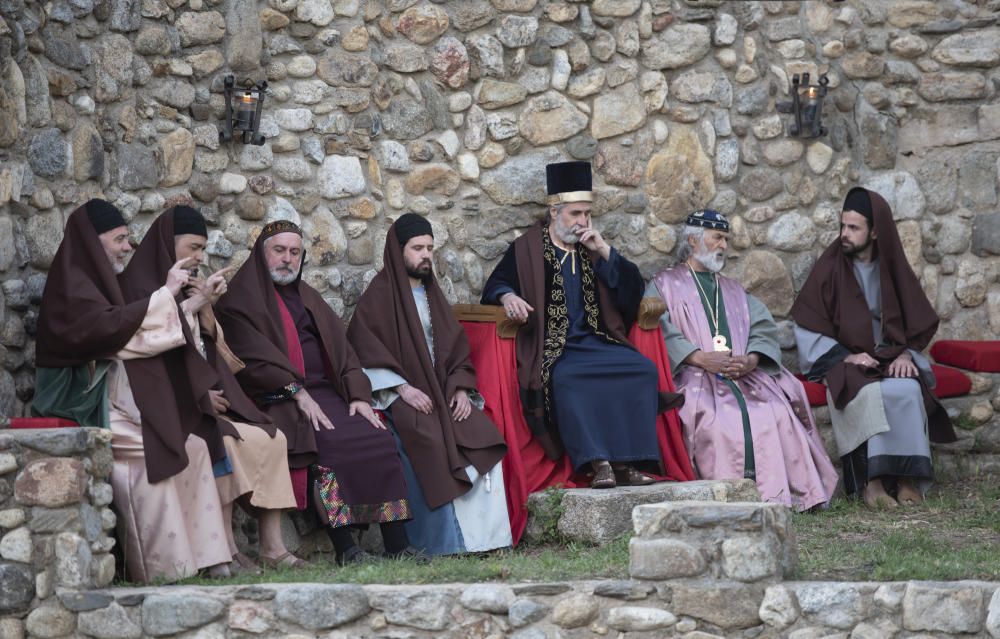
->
[[8, 418, 79, 429], [795, 375, 828, 407], [930, 340, 1000, 372], [930, 364, 972, 399]]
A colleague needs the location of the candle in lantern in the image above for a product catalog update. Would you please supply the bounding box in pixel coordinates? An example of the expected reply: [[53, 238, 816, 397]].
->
[[802, 86, 819, 129], [235, 92, 257, 131]]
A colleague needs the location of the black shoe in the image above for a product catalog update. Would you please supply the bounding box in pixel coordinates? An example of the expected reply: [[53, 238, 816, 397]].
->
[[336, 546, 374, 567], [386, 546, 431, 564]]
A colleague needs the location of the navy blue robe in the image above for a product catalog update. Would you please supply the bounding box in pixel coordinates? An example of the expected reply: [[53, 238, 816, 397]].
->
[[482, 245, 660, 470]]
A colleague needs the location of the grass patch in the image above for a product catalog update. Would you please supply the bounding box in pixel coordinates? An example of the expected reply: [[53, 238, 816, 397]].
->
[[793, 474, 1000, 581], [173, 536, 630, 587]]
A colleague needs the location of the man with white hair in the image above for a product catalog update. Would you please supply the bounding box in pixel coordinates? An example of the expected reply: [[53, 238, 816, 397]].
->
[[216, 221, 417, 565], [647, 210, 838, 510]]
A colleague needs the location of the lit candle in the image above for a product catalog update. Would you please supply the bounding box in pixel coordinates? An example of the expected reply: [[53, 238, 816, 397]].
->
[[802, 86, 819, 130]]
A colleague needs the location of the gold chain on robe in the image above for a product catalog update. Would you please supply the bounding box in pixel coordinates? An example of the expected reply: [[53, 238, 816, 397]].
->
[[539, 226, 620, 421]]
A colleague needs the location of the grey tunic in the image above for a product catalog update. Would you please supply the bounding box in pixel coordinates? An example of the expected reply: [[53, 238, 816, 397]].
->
[[793, 259, 934, 492]]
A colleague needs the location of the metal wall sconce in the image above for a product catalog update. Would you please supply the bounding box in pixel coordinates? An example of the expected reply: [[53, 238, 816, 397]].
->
[[219, 75, 268, 146], [777, 73, 829, 138]]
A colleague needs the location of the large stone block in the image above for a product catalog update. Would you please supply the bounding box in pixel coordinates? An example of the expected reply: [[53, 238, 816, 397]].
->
[[973, 213, 1000, 256], [275, 585, 370, 630], [670, 582, 764, 629], [142, 594, 226, 636], [629, 538, 706, 579], [902, 582, 985, 634], [368, 588, 452, 631], [77, 602, 143, 639], [526, 479, 758, 545], [14, 458, 86, 507], [0, 562, 34, 613], [791, 582, 875, 630]]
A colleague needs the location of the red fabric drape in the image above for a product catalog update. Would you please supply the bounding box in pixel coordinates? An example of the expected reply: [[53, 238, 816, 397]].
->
[[460, 320, 694, 546], [276, 291, 309, 509]]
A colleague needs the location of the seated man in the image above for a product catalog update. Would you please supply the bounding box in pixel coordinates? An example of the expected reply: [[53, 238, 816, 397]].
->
[[216, 221, 416, 565], [33, 199, 232, 583], [792, 188, 956, 508], [124, 205, 302, 570], [348, 214, 510, 556], [481, 160, 682, 489], [647, 210, 838, 511]]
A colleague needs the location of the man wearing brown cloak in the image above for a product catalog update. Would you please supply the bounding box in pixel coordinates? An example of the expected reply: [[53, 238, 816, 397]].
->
[[481, 161, 682, 489], [348, 214, 510, 556], [126, 206, 302, 571], [216, 221, 415, 565], [792, 187, 956, 508], [34, 199, 233, 583]]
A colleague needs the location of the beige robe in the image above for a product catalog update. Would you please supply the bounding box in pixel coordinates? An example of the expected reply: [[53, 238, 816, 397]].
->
[[109, 287, 232, 584], [185, 307, 296, 517]]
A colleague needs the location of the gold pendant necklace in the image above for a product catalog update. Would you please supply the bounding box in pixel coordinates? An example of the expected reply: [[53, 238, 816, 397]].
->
[[688, 264, 729, 352]]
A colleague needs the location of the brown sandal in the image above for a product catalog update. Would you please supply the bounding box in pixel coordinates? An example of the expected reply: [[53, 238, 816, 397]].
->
[[260, 551, 310, 569], [614, 466, 656, 486], [231, 552, 262, 576], [591, 463, 616, 489]]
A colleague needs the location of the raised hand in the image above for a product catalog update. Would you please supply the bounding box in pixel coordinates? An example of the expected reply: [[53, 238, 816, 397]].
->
[[166, 257, 195, 296], [576, 228, 610, 260]]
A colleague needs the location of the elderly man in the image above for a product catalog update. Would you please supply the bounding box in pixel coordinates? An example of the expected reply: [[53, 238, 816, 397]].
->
[[348, 214, 509, 556], [34, 199, 234, 583], [217, 221, 416, 565], [481, 161, 684, 489], [793, 188, 956, 508], [647, 210, 838, 510]]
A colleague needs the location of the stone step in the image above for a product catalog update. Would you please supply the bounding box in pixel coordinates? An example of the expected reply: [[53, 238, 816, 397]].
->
[[524, 479, 760, 545]]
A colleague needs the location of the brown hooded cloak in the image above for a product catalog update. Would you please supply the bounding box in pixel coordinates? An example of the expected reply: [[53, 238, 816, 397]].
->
[[791, 187, 955, 444], [347, 223, 507, 510]]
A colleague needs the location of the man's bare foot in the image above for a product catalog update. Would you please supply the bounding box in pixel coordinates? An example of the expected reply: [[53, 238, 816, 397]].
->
[[896, 478, 923, 506], [863, 479, 898, 509]]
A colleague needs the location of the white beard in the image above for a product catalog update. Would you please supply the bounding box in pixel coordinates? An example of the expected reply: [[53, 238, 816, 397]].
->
[[270, 268, 298, 285], [694, 244, 726, 273], [553, 218, 580, 245]]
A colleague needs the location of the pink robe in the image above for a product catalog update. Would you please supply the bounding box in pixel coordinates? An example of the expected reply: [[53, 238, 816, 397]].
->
[[652, 265, 838, 510], [109, 287, 232, 583]]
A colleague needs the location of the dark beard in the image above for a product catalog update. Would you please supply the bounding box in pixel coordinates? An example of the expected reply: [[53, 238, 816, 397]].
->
[[405, 263, 432, 281], [841, 235, 873, 257]]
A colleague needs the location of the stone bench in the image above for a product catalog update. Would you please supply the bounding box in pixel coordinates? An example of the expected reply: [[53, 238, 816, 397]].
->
[[523, 478, 760, 545]]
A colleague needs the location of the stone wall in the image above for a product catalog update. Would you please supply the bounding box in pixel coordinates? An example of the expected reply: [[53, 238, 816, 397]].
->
[[0, 427, 118, 634], [2, 0, 1000, 416], [3, 485, 1000, 639]]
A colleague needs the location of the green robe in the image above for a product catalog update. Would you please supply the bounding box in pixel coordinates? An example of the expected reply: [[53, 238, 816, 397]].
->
[[31, 363, 111, 429]]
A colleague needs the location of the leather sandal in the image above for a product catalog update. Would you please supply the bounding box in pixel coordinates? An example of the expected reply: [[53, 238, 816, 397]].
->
[[260, 551, 310, 569], [231, 552, 262, 576], [591, 463, 616, 489], [614, 466, 655, 486]]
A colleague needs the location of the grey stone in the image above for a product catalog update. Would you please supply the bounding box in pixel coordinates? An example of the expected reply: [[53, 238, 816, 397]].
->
[[567, 134, 599, 160], [863, 170, 925, 220], [58, 591, 114, 612], [370, 590, 453, 631], [318, 155, 366, 199], [226, 0, 263, 71], [673, 70, 733, 106], [385, 43, 428, 73], [736, 85, 770, 116], [884, 60, 920, 85], [478, 79, 527, 109], [25, 603, 75, 638], [142, 594, 226, 636], [918, 72, 988, 101], [902, 583, 984, 634], [78, 602, 142, 639], [460, 584, 515, 614], [316, 50, 378, 87], [740, 168, 783, 201], [93, 34, 134, 103], [552, 593, 598, 629], [382, 98, 433, 140], [759, 585, 799, 630], [22, 55, 52, 128], [447, 0, 495, 32], [959, 152, 998, 207], [860, 112, 898, 170], [42, 27, 89, 70], [671, 583, 764, 629], [496, 14, 538, 48], [722, 536, 781, 581], [715, 138, 739, 182], [972, 213, 1000, 256], [109, 0, 140, 31], [630, 538, 706, 579], [765, 16, 802, 41], [606, 606, 677, 632], [641, 23, 711, 69], [986, 587, 1000, 638], [591, 82, 645, 139], [467, 34, 505, 78], [932, 28, 1000, 67], [512, 583, 571, 597], [767, 213, 816, 251], [176, 10, 225, 45], [116, 143, 159, 191], [593, 580, 654, 601], [481, 147, 562, 206], [509, 599, 548, 627], [273, 157, 311, 182], [793, 583, 872, 630], [27, 128, 67, 178], [518, 91, 588, 145], [134, 26, 171, 55]]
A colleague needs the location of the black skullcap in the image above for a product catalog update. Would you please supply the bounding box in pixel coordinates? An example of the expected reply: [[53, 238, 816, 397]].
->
[[394, 213, 434, 247], [685, 209, 730, 232], [545, 161, 593, 204], [172, 205, 208, 237], [84, 199, 127, 235], [843, 187, 873, 224]]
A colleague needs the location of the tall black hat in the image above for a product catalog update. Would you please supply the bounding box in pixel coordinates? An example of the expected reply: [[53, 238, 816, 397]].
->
[[545, 161, 593, 206]]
